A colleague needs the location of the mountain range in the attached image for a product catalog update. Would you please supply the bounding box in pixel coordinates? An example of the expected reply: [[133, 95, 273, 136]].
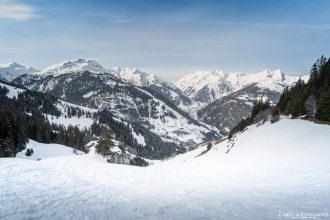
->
[[175, 69, 309, 104], [1, 58, 308, 141], [0, 62, 38, 82], [6, 59, 218, 159]]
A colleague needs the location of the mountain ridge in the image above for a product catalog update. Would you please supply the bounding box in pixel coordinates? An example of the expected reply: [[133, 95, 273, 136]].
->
[[0, 62, 39, 82], [175, 69, 309, 103]]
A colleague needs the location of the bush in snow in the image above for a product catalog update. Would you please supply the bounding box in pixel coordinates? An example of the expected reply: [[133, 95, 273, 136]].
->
[[271, 107, 280, 124], [129, 156, 149, 167], [25, 148, 34, 156], [207, 142, 212, 151]]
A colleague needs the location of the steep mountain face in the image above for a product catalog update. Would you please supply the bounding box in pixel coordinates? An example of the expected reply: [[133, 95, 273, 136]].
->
[[197, 84, 283, 134], [0, 62, 38, 82], [113, 67, 196, 110], [14, 59, 218, 153], [175, 69, 309, 104]]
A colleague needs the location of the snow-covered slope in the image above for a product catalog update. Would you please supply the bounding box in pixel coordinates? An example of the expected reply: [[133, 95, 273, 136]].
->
[[1, 118, 329, 219], [16, 139, 84, 160], [0, 81, 25, 98], [175, 69, 309, 103], [45, 99, 98, 129], [0, 62, 38, 82], [0, 81, 97, 129]]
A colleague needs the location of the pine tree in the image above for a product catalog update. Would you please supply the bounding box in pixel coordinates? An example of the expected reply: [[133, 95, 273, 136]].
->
[[315, 91, 330, 121], [271, 107, 280, 123], [207, 142, 212, 151], [95, 128, 113, 158], [118, 132, 126, 154]]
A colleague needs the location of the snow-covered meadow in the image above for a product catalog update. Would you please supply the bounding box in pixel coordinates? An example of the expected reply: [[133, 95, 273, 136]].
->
[[1, 118, 329, 220]]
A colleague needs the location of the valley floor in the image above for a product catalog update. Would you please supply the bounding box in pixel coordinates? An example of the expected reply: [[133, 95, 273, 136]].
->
[[1, 118, 330, 220]]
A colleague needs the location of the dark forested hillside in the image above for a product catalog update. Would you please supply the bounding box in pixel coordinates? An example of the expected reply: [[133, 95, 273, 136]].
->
[[0, 81, 93, 157], [277, 56, 330, 121], [0, 81, 184, 160], [94, 109, 180, 159]]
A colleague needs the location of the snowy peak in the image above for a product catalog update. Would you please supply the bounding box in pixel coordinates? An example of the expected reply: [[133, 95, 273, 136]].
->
[[175, 69, 309, 103], [0, 62, 39, 82], [243, 69, 285, 83], [41, 59, 110, 76], [112, 67, 198, 110], [265, 69, 285, 80], [175, 69, 227, 94], [113, 67, 153, 87], [113, 67, 165, 88]]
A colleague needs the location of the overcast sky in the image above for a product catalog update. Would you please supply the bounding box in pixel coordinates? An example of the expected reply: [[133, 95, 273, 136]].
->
[[0, 0, 330, 81]]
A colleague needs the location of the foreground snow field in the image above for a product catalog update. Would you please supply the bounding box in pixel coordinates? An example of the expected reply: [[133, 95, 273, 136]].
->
[[1, 118, 330, 220]]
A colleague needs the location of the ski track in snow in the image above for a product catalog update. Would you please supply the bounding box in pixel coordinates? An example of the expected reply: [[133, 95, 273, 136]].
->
[[1, 118, 330, 220]]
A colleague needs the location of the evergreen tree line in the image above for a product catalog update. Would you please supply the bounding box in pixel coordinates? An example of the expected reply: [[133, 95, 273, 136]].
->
[[0, 85, 56, 156], [1, 80, 189, 161], [63, 105, 92, 118], [51, 124, 93, 151], [93, 109, 140, 152], [0, 83, 94, 157], [277, 56, 330, 121], [228, 55, 330, 139], [0, 82, 176, 160], [95, 126, 149, 167], [95, 109, 178, 159], [228, 100, 272, 139]]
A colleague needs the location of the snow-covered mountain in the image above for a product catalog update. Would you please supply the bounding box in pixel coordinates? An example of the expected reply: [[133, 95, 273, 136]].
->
[[175, 69, 309, 103], [174, 69, 309, 134], [2, 117, 329, 219], [197, 84, 283, 134], [23, 59, 195, 111], [113, 67, 159, 87], [0, 62, 38, 82], [40, 58, 108, 76], [13, 59, 218, 154], [113, 67, 196, 110]]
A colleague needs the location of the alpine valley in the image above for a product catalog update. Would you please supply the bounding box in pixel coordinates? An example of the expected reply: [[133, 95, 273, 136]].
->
[[2, 59, 308, 140]]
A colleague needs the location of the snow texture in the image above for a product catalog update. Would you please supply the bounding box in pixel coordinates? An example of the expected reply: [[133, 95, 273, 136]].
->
[[1, 118, 329, 219]]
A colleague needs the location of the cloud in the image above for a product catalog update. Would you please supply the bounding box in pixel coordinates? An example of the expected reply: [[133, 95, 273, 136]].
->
[[0, 0, 35, 21]]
